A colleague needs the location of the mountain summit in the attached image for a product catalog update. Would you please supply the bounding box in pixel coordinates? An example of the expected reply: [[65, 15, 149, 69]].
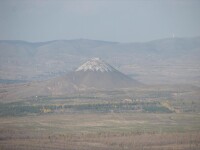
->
[[76, 58, 115, 72]]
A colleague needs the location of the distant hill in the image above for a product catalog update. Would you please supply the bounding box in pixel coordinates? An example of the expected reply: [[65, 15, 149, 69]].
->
[[66, 58, 140, 89], [0, 37, 200, 85]]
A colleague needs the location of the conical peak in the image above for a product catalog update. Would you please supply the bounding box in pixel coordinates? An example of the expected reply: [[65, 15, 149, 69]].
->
[[75, 58, 115, 72]]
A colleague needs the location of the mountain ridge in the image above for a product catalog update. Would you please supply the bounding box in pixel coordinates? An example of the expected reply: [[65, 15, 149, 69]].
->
[[0, 37, 200, 85], [1, 36, 200, 44]]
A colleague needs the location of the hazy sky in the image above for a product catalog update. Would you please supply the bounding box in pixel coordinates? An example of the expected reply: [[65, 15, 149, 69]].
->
[[0, 0, 200, 42]]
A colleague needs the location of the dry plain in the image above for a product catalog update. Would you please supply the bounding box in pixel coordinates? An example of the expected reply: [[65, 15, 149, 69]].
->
[[0, 84, 200, 150]]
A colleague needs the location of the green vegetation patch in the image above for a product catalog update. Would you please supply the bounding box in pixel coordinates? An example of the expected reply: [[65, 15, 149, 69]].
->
[[0, 99, 172, 116], [0, 102, 42, 116], [143, 105, 172, 113]]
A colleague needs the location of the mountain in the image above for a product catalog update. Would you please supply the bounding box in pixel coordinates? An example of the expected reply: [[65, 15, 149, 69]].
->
[[0, 58, 140, 100], [0, 37, 200, 85], [65, 58, 140, 89]]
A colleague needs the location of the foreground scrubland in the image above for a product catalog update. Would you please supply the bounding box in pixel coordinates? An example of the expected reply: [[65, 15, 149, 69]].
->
[[0, 85, 200, 150]]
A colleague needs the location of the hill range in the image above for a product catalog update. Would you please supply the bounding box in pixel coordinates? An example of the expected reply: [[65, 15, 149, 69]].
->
[[0, 37, 200, 85]]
